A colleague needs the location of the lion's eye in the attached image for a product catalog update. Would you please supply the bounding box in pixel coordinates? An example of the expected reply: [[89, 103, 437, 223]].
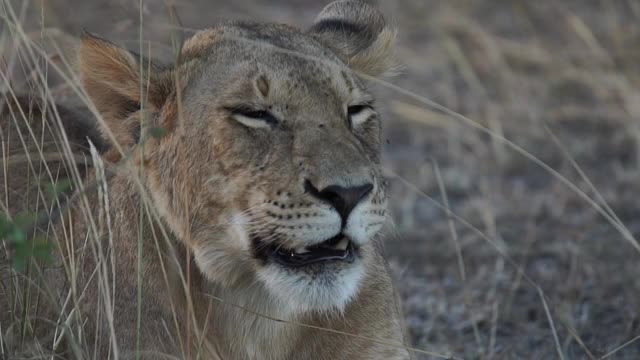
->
[[227, 106, 278, 129], [347, 104, 375, 127]]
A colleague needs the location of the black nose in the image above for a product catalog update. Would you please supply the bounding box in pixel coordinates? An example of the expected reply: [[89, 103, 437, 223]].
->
[[305, 180, 374, 225]]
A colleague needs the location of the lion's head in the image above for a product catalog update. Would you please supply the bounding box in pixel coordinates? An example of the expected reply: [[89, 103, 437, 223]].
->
[[79, 1, 396, 314]]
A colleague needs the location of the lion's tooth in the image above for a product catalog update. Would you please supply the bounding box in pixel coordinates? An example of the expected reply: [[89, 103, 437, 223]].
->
[[294, 247, 310, 254], [333, 237, 349, 251]]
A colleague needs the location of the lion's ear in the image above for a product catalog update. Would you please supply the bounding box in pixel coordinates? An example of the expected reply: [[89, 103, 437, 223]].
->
[[308, 1, 397, 77], [78, 33, 173, 149]]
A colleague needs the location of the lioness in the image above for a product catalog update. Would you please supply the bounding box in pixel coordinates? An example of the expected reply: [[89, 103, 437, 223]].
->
[[1, 1, 409, 358]]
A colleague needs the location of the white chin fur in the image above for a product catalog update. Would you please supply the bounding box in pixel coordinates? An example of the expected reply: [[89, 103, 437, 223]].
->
[[257, 261, 365, 315]]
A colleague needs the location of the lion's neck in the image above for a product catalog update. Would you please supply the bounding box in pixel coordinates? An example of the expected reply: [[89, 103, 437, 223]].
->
[[201, 283, 301, 358]]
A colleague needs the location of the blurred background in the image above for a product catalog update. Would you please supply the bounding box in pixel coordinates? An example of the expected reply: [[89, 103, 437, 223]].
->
[[4, 0, 640, 358]]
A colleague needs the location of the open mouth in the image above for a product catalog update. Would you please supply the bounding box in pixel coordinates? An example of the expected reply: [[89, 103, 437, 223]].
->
[[254, 234, 356, 267]]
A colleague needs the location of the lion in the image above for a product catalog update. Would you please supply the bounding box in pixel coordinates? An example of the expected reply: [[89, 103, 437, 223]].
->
[[0, 1, 410, 359]]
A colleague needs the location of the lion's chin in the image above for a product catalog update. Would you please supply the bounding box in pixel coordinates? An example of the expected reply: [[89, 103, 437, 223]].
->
[[256, 254, 366, 315], [250, 233, 366, 313], [193, 229, 367, 314]]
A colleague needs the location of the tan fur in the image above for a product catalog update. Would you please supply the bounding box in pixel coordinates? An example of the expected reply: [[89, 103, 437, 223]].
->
[[1, 1, 409, 359]]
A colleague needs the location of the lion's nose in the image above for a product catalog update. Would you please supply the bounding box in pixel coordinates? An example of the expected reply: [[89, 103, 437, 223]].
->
[[304, 179, 373, 225]]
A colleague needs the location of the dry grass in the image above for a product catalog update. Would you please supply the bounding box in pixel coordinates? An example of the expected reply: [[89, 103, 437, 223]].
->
[[1, 0, 640, 359]]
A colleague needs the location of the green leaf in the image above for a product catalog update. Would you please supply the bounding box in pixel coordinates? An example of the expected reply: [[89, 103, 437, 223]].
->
[[148, 127, 168, 139], [44, 179, 73, 200], [11, 237, 52, 271]]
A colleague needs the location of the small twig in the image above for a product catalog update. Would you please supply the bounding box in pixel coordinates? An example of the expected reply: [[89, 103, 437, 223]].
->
[[538, 286, 565, 360], [432, 159, 483, 351], [600, 334, 640, 359]]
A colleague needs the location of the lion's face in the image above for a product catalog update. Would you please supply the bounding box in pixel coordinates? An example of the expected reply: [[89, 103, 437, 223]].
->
[[176, 26, 388, 313], [79, 1, 396, 314]]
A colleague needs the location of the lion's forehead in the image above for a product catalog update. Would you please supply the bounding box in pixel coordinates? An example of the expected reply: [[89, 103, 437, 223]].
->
[[180, 25, 368, 122], [182, 22, 342, 67]]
